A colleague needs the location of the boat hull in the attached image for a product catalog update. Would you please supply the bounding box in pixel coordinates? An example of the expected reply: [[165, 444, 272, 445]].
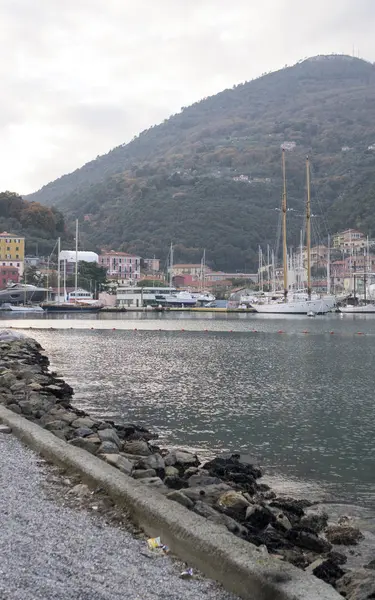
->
[[254, 299, 330, 315], [339, 304, 375, 314], [41, 304, 102, 313]]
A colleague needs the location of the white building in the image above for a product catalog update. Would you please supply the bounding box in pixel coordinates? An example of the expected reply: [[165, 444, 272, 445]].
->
[[59, 251, 99, 263]]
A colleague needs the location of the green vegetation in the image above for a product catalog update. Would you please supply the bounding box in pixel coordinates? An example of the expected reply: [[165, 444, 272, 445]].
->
[[136, 279, 166, 287], [26, 55, 375, 270], [0, 191, 67, 255]]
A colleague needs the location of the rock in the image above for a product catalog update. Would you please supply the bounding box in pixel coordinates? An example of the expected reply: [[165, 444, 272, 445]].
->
[[167, 490, 195, 509], [165, 450, 199, 468], [336, 568, 375, 600], [73, 427, 93, 438], [327, 551, 347, 566], [365, 559, 375, 570], [132, 469, 157, 479], [245, 504, 275, 530], [217, 490, 250, 517], [183, 467, 199, 478], [300, 509, 328, 534], [165, 466, 179, 477], [98, 428, 121, 448], [187, 473, 222, 487], [0, 424, 11, 434], [203, 455, 261, 493], [68, 483, 91, 498], [97, 441, 119, 455], [270, 497, 310, 517], [193, 500, 247, 537], [312, 559, 345, 587], [137, 453, 165, 474], [68, 437, 98, 455], [183, 483, 232, 505], [101, 454, 133, 475], [8, 403, 21, 414], [44, 420, 68, 431], [71, 417, 98, 429], [122, 440, 151, 456], [51, 430, 67, 441], [138, 477, 166, 489], [164, 475, 186, 490], [269, 507, 292, 531], [56, 410, 79, 424], [325, 524, 364, 545], [280, 548, 310, 569], [286, 528, 332, 553], [18, 400, 34, 415]]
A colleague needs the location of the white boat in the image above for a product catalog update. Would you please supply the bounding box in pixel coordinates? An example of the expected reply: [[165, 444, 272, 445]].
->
[[0, 303, 44, 313], [162, 291, 197, 306], [254, 152, 330, 316], [339, 303, 375, 314]]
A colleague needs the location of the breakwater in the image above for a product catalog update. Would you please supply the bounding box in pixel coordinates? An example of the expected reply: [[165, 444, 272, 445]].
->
[[0, 331, 373, 599]]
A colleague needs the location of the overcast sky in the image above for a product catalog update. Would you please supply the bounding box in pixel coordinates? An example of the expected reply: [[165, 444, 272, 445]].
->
[[1, 0, 375, 194]]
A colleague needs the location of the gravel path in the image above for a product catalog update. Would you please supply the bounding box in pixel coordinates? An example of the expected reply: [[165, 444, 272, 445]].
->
[[0, 434, 238, 600]]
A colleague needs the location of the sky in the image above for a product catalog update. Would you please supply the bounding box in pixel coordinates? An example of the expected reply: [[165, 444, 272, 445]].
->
[[1, 0, 375, 194]]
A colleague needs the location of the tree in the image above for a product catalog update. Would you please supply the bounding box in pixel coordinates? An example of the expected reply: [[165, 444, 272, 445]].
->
[[137, 279, 166, 287], [21, 265, 47, 287]]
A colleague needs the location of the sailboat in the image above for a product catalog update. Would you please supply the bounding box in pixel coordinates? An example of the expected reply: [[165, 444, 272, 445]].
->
[[255, 152, 331, 315], [41, 222, 103, 313]]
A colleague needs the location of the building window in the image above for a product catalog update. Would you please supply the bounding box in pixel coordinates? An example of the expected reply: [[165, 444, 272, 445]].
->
[[16, 255, 19, 259], [16, 247, 19, 251], [7, 247, 10, 251]]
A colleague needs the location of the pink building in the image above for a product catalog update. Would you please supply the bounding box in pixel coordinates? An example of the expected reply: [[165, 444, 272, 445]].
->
[[99, 251, 141, 281]]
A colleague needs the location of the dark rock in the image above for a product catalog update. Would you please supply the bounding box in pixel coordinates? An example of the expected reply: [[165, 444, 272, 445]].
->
[[327, 551, 347, 566], [164, 475, 187, 490], [217, 490, 250, 519], [245, 524, 294, 551], [122, 440, 151, 456], [270, 497, 310, 517], [165, 466, 179, 477], [336, 569, 375, 600], [97, 441, 119, 455], [281, 549, 309, 569], [300, 509, 328, 533], [68, 437, 98, 455], [286, 528, 332, 553], [18, 400, 34, 415], [120, 423, 158, 441], [73, 427, 93, 438], [167, 490, 194, 509], [132, 469, 157, 479], [138, 477, 166, 490], [71, 416, 98, 429], [326, 524, 364, 545], [203, 455, 261, 493], [193, 501, 247, 537], [365, 559, 375, 570], [245, 504, 275, 530], [312, 559, 345, 587]]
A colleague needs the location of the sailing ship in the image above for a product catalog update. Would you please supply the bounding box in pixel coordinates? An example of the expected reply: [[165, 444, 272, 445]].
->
[[41, 221, 103, 313], [254, 152, 332, 315]]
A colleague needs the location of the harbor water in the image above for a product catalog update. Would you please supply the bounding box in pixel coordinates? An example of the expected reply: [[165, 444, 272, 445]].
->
[[1, 311, 375, 508]]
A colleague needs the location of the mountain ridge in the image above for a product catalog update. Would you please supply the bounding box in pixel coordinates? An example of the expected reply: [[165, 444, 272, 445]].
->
[[25, 54, 375, 270]]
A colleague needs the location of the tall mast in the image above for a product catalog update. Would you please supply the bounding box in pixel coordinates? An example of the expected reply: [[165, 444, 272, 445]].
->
[[281, 149, 288, 301], [202, 249, 206, 291], [306, 156, 312, 299], [169, 243, 174, 287], [75, 219, 79, 295], [271, 250, 276, 293], [57, 237, 61, 305], [327, 234, 331, 295]]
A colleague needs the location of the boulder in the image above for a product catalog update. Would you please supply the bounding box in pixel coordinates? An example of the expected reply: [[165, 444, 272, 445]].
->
[[71, 417, 98, 429], [137, 453, 165, 474], [270, 497, 310, 517], [138, 477, 166, 490], [44, 420, 68, 431], [98, 428, 121, 448], [164, 475, 186, 490], [325, 524, 364, 545], [18, 400, 34, 415], [286, 528, 332, 554], [122, 440, 151, 456], [101, 454, 133, 475], [165, 450, 199, 468], [97, 441, 120, 455], [73, 427, 93, 438], [132, 469, 157, 479], [68, 437, 98, 455], [336, 569, 375, 600], [312, 559, 345, 587], [0, 424, 12, 434], [203, 455, 261, 493], [187, 473, 222, 487], [365, 559, 375, 570], [167, 490, 195, 510], [7, 403, 21, 414], [269, 507, 292, 531], [217, 491, 250, 518], [165, 466, 179, 477], [300, 509, 328, 534], [51, 430, 67, 441], [193, 501, 247, 537], [245, 504, 275, 530], [183, 483, 232, 505]]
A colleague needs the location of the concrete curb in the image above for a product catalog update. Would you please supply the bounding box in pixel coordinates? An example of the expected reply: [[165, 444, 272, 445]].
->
[[0, 405, 341, 600]]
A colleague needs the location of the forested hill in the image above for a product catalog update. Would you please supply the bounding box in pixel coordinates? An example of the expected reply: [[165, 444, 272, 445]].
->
[[26, 54, 375, 271]]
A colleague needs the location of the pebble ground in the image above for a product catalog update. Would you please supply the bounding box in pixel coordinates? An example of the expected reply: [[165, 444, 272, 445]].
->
[[0, 433, 239, 600]]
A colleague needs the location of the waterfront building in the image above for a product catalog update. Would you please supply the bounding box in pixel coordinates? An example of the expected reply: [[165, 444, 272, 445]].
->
[[0, 265, 19, 289], [99, 251, 141, 281], [0, 231, 25, 276], [59, 251, 99, 274], [116, 285, 175, 308], [144, 258, 160, 273], [333, 229, 366, 252]]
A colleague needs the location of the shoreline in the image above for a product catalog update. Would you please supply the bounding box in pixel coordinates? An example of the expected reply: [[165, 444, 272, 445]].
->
[[0, 330, 373, 598]]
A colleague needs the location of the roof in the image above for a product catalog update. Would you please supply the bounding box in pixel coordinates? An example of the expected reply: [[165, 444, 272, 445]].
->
[[59, 251, 98, 262], [335, 229, 363, 236], [100, 251, 140, 258], [0, 231, 24, 238]]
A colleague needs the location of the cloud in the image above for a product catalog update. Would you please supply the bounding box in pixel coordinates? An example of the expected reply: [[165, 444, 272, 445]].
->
[[0, 0, 374, 193]]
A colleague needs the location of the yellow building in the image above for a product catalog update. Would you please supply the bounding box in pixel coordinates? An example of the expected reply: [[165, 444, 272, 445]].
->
[[0, 231, 25, 276]]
